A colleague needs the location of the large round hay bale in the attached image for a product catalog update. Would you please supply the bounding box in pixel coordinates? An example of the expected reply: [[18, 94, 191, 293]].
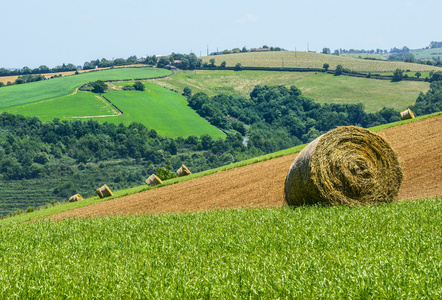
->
[[146, 174, 163, 187], [96, 184, 113, 198], [400, 108, 415, 120], [69, 194, 83, 202], [284, 126, 403, 206], [176, 164, 191, 177]]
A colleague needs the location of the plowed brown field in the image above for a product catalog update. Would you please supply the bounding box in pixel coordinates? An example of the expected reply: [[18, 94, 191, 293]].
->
[[52, 115, 442, 219]]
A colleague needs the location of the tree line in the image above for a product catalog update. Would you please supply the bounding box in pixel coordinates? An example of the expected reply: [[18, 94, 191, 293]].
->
[[186, 85, 407, 154]]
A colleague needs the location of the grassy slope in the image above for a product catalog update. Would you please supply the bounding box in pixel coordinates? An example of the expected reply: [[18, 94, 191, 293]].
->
[[1, 199, 441, 298], [200, 51, 442, 72], [94, 82, 225, 138], [150, 70, 429, 112], [0, 67, 171, 109], [296, 72, 428, 112], [1, 91, 120, 119], [0, 70, 225, 138]]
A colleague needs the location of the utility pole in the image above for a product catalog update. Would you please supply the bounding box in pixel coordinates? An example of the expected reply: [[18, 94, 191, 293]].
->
[[207, 45, 209, 56]]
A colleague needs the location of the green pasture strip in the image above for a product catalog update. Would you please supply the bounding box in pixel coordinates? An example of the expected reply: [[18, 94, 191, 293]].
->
[[200, 51, 442, 73], [151, 70, 429, 113], [3, 112, 440, 224], [1, 198, 442, 298], [0, 67, 171, 109], [0, 91, 119, 120], [369, 111, 442, 132]]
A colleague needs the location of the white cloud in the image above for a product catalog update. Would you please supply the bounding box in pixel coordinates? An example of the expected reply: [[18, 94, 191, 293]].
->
[[235, 13, 258, 24]]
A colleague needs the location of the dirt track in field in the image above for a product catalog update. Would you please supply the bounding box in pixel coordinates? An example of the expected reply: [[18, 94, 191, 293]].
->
[[52, 115, 442, 219]]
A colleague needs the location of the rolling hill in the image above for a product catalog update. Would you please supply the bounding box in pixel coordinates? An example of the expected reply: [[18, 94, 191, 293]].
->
[[200, 51, 442, 73], [0, 68, 225, 138], [150, 69, 430, 113]]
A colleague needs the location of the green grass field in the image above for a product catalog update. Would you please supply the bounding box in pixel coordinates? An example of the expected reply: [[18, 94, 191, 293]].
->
[[151, 70, 429, 112], [1, 91, 120, 119], [296, 73, 429, 112], [0, 67, 171, 109], [93, 82, 225, 138], [1, 199, 441, 298], [200, 51, 442, 73], [0, 68, 225, 138]]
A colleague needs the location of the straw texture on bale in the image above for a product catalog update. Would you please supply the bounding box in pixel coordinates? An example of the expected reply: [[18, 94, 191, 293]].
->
[[69, 194, 83, 202], [176, 164, 191, 177], [400, 108, 415, 120], [96, 184, 113, 198], [146, 174, 163, 187], [284, 126, 403, 206]]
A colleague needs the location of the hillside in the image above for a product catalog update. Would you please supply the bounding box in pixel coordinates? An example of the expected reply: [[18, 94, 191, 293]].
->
[[51, 114, 442, 219], [411, 47, 442, 61], [200, 51, 442, 73], [150, 69, 429, 113], [0, 67, 171, 109], [0, 68, 224, 138]]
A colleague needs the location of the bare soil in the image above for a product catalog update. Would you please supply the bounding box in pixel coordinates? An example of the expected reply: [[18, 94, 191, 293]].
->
[[52, 115, 442, 219]]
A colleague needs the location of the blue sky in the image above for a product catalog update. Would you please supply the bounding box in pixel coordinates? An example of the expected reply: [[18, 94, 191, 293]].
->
[[1, 0, 441, 69]]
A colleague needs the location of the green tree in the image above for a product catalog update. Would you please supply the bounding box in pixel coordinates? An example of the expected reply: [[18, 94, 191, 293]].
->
[[34, 152, 49, 164], [133, 81, 145, 91], [322, 48, 330, 54], [220, 61, 226, 68], [323, 63, 329, 72], [209, 59, 216, 67], [156, 163, 177, 180], [430, 71, 442, 82], [335, 65, 344, 76], [183, 86, 192, 98], [392, 68, 404, 82], [157, 57, 170, 68], [415, 71, 422, 79], [234, 63, 242, 71], [91, 80, 108, 93]]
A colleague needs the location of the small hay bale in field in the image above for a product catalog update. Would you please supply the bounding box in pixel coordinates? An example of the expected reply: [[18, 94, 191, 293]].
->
[[96, 184, 113, 198], [400, 108, 415, 120], [284, 126, 403, 207], [69, 194, 83, 202], [146, 174, 163, 187], [176, 164, 191, 177]]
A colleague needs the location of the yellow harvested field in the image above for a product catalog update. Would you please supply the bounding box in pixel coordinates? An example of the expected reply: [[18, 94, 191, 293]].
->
[[200, 51, 442, 73]]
